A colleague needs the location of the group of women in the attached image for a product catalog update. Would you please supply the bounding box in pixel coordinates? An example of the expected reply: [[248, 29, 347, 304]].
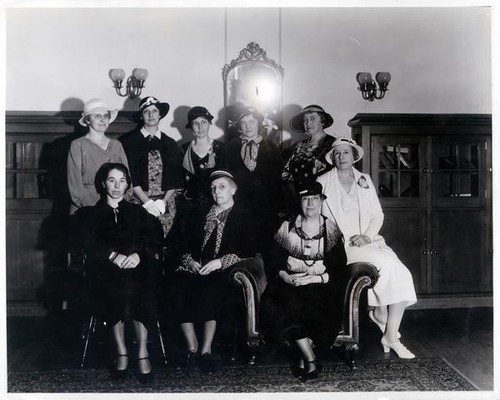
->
[[67, 96, 417, 383]]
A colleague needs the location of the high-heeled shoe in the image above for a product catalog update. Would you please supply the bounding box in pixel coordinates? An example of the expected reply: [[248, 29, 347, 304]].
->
[[111, 354, 128, 380], [381, 335, 415, 359], [301, 360, 321, 382], [137, 357, 154, 384], [292, 358, 305, 378], [368, 310, 401, 339]]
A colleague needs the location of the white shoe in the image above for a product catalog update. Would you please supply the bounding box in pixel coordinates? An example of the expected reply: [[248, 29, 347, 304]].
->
[[368, 310, 401, 339], [381, 335, 415, 359]]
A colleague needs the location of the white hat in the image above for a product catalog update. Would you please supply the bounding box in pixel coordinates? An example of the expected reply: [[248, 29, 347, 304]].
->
[[78, 98, 118, 127], [325, 137, 364, 165]]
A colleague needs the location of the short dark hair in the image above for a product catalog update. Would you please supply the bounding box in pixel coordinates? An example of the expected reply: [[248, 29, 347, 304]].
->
[[95, 162, 131, 196]]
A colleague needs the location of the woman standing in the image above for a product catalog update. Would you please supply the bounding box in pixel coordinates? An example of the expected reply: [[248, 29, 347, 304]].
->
[[260, 181, 347, 382], [72, 163, 163, 383], [181, 106, 224, 206], [222, 106, 284, 252], [282, 105, 336, 188], [67, 98, 128, 215], [317, 138, 417, 359], [119, 96, 184, 239]]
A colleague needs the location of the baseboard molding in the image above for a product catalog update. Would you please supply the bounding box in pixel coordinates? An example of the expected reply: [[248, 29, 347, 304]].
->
[[408, 296, 493, 310]]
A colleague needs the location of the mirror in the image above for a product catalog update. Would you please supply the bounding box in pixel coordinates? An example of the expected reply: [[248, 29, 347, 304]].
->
[[222, 42, 284, 147]]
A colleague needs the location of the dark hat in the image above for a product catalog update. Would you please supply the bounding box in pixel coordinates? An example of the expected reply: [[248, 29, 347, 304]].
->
[[290, 105, 334, 133], [185, 106, 214, 129], [135, 96, 170, 122], [209, 169, 236, 183], [297, 181, 327, 199], [237, 106, 264, 124]]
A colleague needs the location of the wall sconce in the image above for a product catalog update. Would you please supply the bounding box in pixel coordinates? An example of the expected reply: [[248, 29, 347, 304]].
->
[[108, 68, 148, 98], [356, 72, 391, 101]]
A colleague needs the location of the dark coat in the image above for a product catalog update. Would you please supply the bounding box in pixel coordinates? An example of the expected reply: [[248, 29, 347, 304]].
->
[[119, 128, 184, 192], [70, 199, 164, 326], [221, 137, 284, 250]]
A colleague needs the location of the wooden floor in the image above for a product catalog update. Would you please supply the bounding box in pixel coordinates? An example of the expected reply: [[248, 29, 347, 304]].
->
[[6, 307, 493, 391]]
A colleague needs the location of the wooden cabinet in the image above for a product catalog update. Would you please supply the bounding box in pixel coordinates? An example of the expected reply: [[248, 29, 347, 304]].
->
[[6, 111, 136, 314], [350, 114, 492, 297]]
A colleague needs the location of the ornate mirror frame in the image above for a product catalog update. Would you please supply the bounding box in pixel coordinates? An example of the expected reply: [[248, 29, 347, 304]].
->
[[222, 42, 285, 147]]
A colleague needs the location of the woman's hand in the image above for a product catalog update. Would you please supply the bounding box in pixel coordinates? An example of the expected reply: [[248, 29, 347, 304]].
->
[[291, 273, 319, 286], [287, 256, 307, 273], [120, 253, 141, 269], [349, 234, 371, 248], [198, 259, 222, 275], [278, 270, 295, 286], [187, 260, 202, 274]]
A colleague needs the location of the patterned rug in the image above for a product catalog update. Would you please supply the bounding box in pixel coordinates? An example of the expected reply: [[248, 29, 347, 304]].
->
[[8, 357, 477, 393]]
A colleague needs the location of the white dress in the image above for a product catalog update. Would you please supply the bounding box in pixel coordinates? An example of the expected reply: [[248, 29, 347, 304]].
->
[[318, 168, 417, 307]]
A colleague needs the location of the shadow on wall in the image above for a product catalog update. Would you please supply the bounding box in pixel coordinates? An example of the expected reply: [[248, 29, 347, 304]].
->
[[170, 105, 192, 145], [36, 97, 88, 316]]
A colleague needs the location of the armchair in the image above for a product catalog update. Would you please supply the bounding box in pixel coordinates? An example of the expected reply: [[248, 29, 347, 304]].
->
[[333, 262, 379, 369], [228, 259, 378, 369]]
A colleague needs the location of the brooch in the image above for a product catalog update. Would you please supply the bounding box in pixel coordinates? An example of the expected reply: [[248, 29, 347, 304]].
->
[[357, 176, 369, 189]]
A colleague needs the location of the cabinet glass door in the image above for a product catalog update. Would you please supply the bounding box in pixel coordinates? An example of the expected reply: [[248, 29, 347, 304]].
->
[[432, 137, 484, 207], [371, 135, 426, 207], [6, 141, 50, 199]]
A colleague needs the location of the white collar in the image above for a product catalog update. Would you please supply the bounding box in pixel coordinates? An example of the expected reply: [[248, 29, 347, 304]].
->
[[140, 127, 161, 140]]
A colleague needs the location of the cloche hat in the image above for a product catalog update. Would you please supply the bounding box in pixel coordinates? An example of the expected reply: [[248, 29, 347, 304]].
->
[[186, 106, 214, 129], [290, 104, 334, 133], [297, 181, 327, 199], [78, 98, 118, 127], [325, 137, 364, 164]]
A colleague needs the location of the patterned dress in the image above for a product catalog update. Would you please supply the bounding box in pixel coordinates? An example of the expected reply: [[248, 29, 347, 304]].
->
[[282, 135, 335, 185]]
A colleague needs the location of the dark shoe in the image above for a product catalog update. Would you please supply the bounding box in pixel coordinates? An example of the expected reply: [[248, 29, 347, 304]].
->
[[186, 350, 199, 366], [111, 354, 128, 380], [199, 352, 215, 374], [292, 358, 305, 378], [137, 357, 154, 384], [301, 360, 320, 383]]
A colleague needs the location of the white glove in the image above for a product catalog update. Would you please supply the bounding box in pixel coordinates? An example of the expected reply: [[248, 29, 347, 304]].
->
[[143, 200, 160, 217], [154, 199, 166, 214]]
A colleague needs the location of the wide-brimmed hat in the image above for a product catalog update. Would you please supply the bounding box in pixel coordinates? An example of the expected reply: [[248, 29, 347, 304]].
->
[[209, 169, 236, 183], [325, 137, 364, 164], [290, 105, 334, 133], [185, 106, 214, 129], [135, 96, 170, 122], [297, 181, 327, 199], [78, 98, 118, 127]]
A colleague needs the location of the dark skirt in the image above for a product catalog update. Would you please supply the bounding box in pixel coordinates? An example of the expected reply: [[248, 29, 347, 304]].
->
[[87, 260, 158, 329], [260, 280, 342, 347], [171, 270, 233, 323]]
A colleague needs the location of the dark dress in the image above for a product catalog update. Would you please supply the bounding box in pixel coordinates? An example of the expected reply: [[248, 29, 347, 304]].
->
[[221, 136, 284, 252], [118, 128, 184, 237], [260, 215, 348, 347], [180, 139, 225, 206], [71, 199, 163, 328], [171, 202, 256, 323]]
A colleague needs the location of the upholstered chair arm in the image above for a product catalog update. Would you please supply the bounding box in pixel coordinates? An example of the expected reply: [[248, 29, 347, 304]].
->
[[335, 262, 379, 347], [227, 253, 267, 347]]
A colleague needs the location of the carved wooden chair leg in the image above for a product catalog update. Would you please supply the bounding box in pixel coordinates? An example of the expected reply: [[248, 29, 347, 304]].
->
[[80, 315, 96, 368], [346, 344, 358, 370]]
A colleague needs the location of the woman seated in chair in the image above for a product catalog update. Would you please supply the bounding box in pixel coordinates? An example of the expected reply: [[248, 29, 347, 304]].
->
[[317, 138, 417, 359], [171, 169, 256, 373], [72, 162, 163, 382], [260, 181, 348, 382]]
